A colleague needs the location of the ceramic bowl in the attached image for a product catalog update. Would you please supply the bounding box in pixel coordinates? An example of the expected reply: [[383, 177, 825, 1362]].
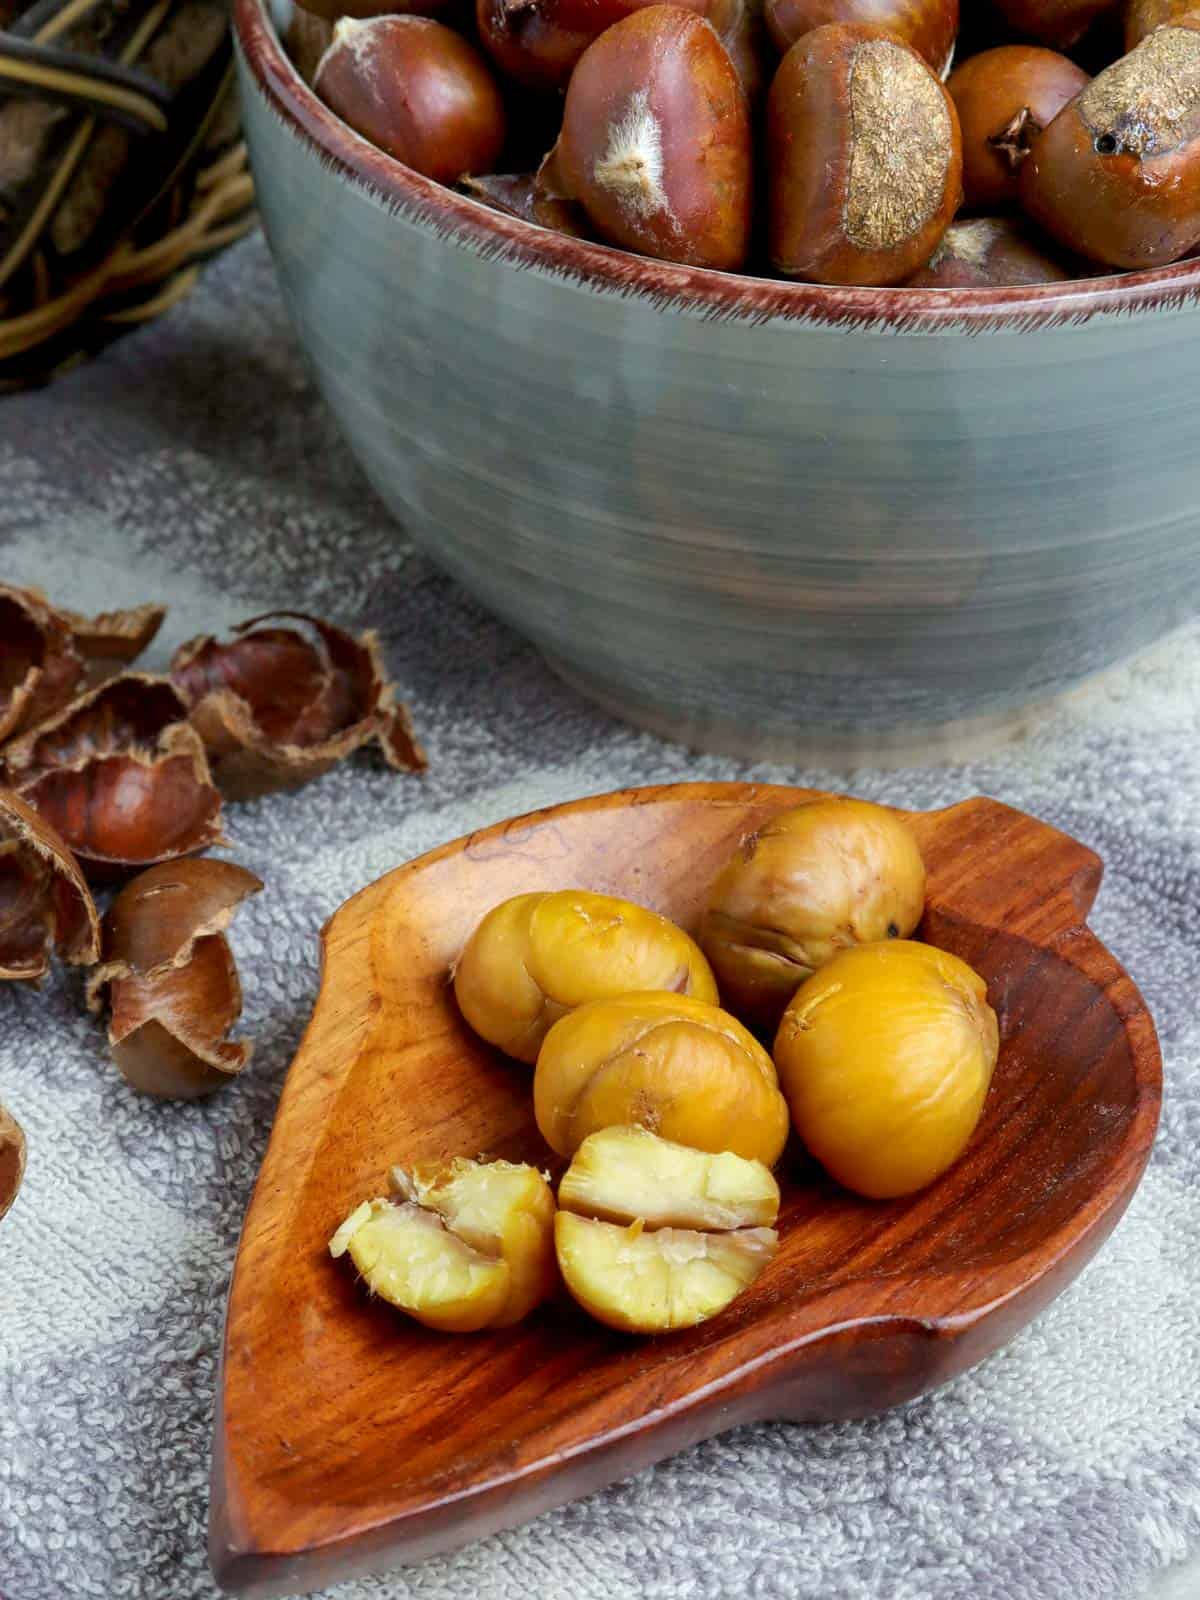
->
[[233, 0, 1200, 762]]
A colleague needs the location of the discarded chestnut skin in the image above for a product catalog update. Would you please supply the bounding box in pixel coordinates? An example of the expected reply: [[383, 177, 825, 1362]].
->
[[0, 1102, 24, 1223], [171, 613, 425, 800], [763, 0, 958, 76], [904, 216, 1077, 284], [1125, 0, 1200, 49], [0, 787, 100, 981], [948, 45, 1090, 208], [476, 0, 710, 94], [551, 7, 753, 272], [990, 0, 1119, 50], [3, 675, 224, 880], [1019, 23, 1200, 268], [767, 23, 963, 285], [87, 859, 264, 1099], [314, 17, 507, 184], [0, 586, 84, 743]]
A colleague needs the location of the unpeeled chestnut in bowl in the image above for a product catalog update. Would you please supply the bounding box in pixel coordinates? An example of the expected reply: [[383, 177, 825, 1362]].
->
[[545, 6, 754, 271], [767, 22, 963, 285], [314, 16, 506, 184], [763, 0, 959, 76], [947, 44, 1090, 208]]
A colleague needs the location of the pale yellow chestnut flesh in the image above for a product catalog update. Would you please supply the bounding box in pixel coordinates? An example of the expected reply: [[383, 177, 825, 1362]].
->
[[774, 939, 1000, 1199], [700, 797, 926, 1031], [454, 889, 718, 1063], [558, 1125, 780, 1230], [329, 1156, 556, 1330], [534, 991, 789, 1164], [555, 1212, 777, 1333]]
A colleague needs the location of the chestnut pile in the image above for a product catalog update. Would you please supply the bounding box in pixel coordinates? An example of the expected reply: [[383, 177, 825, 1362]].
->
[[0, 583, 426, 1227], [289, 0, 1200, 285], [330, 796, 1001, 1337]]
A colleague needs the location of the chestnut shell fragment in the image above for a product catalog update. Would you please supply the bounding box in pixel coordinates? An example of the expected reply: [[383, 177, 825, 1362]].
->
[[171, 613, 426, 799], [3, 675, 225, 880], [0, 586, 85, 745], [88, 858, 264, 1099], [0, 1102, 25, 1222], [0, 787, 100, 981]]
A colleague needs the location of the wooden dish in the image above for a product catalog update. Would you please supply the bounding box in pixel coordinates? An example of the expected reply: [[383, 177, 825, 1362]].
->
[[210, 783, 1161, 1598]]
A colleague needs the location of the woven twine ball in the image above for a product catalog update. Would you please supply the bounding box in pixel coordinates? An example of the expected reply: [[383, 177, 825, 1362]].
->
[[0, 0, 256, 388]]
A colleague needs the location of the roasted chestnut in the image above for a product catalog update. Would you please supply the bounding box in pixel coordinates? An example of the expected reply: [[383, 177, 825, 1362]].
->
[[948, 44, 1089, 207], [763, 0, 958, 75], [314, 16, 507, 184], [767, 23, 963, 284], [1019, 22, 1200, 268], [548, 7, 753, 271]]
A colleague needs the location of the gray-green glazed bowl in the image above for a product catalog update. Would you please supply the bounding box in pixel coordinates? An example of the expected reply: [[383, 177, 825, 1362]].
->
[[234, 0, 1200, 762]]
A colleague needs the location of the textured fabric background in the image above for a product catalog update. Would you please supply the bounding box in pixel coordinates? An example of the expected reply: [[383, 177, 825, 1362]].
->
[[1, 233, 1198, 1600]]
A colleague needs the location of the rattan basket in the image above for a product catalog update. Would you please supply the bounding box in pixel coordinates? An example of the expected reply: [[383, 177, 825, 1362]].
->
[[0, 0, 256, 388]]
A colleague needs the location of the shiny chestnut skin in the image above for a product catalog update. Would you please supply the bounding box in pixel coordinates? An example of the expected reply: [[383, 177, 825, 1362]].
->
[[1019, 22, 1200, 268], [1125, 0, 1200, 48], [904, 216, 1076, 284], [476, 0, 709, 92], [551, 7, 753, 271], [767, 23, 962, 285], [990, 0, 1119, 49], [297, 0, 464, 21], [948, 46, 1089, 208], [763, 0, 958, 75], [314, 17, 506, 184]]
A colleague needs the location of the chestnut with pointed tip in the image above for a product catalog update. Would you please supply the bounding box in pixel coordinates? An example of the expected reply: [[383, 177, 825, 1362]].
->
[[314, 17, 507, 184], [948, 45, 1089, 208], [1019, 22, 1200, 268], [475, 0, 711, 94], [550, 7, 753, 272], [768, 23, 962, 285], [1125, 0, 1200, 49], [990, 0, 1119, 49], [763, 0, 958, 75], [904, 216, 1076, 285]]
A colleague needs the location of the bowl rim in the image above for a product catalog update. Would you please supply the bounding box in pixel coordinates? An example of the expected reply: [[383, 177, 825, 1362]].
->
[[236, 0, 1200, 332]]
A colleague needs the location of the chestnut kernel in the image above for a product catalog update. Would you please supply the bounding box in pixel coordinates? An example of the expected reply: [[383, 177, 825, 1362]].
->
[[767, 23, 963, 285], [948, 45, 1090, 208], [1125, 0, 1200, 50], [550, 7, 753, 271], [904, 216, 1076, 285], [763, 0, 959, 77], [1019, 22, 1200, 268], [314, 16, 507, 184]]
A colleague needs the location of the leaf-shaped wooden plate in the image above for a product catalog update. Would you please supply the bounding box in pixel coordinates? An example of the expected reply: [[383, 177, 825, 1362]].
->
[[210, 784, 1161, 1598]]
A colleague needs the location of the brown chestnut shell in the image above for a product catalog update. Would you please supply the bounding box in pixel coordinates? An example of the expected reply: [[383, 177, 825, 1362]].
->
[[763, 0, 958, 75], [990, 0, 1119, 50], [904, 216, 1076, 285], [0, 585, 85, 745], [0, 787, 100, 981], [948, 45, 1090, 209], [0, 1102, 24, 1223]]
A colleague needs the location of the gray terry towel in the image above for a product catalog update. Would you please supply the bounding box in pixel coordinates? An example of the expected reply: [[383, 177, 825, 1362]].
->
[[0, 233, 1197, 1600]]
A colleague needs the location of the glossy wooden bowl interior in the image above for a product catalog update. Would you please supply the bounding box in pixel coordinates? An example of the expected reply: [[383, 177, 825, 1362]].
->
[[210, 783, 1160, 1599]]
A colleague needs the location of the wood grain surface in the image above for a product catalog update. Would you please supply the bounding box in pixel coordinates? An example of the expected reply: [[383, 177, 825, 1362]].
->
[[209, 783, 1161, 1598]]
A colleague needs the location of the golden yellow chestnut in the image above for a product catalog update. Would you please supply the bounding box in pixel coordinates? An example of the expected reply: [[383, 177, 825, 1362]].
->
[[555, 1212, 777, 1333], [534, 992, 789, 1164], [700, 797, 926, 1031], [558, 1125, 780, 1230], [454, 889, 718, 1063], [774, 940, 999, 1199], [328, 1156, 556, 1331]]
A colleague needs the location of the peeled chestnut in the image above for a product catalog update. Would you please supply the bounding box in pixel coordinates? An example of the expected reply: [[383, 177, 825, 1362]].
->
[[1125, 0, 1200, 49], [314, 17, 506, 184], [990, 0, 1119, 50], [476, 0, 709, 92], [1019, 22, 1200, 268], [548, 7, 753, 271], [767, 23, 963, 285], [948, 45, 1089, 208], [763, 0, 959, 77], [904, 216, 1076, 284], [699, 796, 926, 1031], [774, 940, 1000, 1198]]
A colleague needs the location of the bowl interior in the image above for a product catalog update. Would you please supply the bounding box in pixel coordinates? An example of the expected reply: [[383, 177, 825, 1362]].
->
[[218, 785, 1151, 1550]]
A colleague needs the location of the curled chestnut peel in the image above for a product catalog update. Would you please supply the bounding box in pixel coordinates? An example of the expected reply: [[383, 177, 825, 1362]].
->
[[948, 45, 1089, 207], [0, 787, 99, 981], [1020, 22, 1200, 267], [767, 24, 963, 285], [763, 0, 959, 74], [0, 1103, 24, 1223]]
